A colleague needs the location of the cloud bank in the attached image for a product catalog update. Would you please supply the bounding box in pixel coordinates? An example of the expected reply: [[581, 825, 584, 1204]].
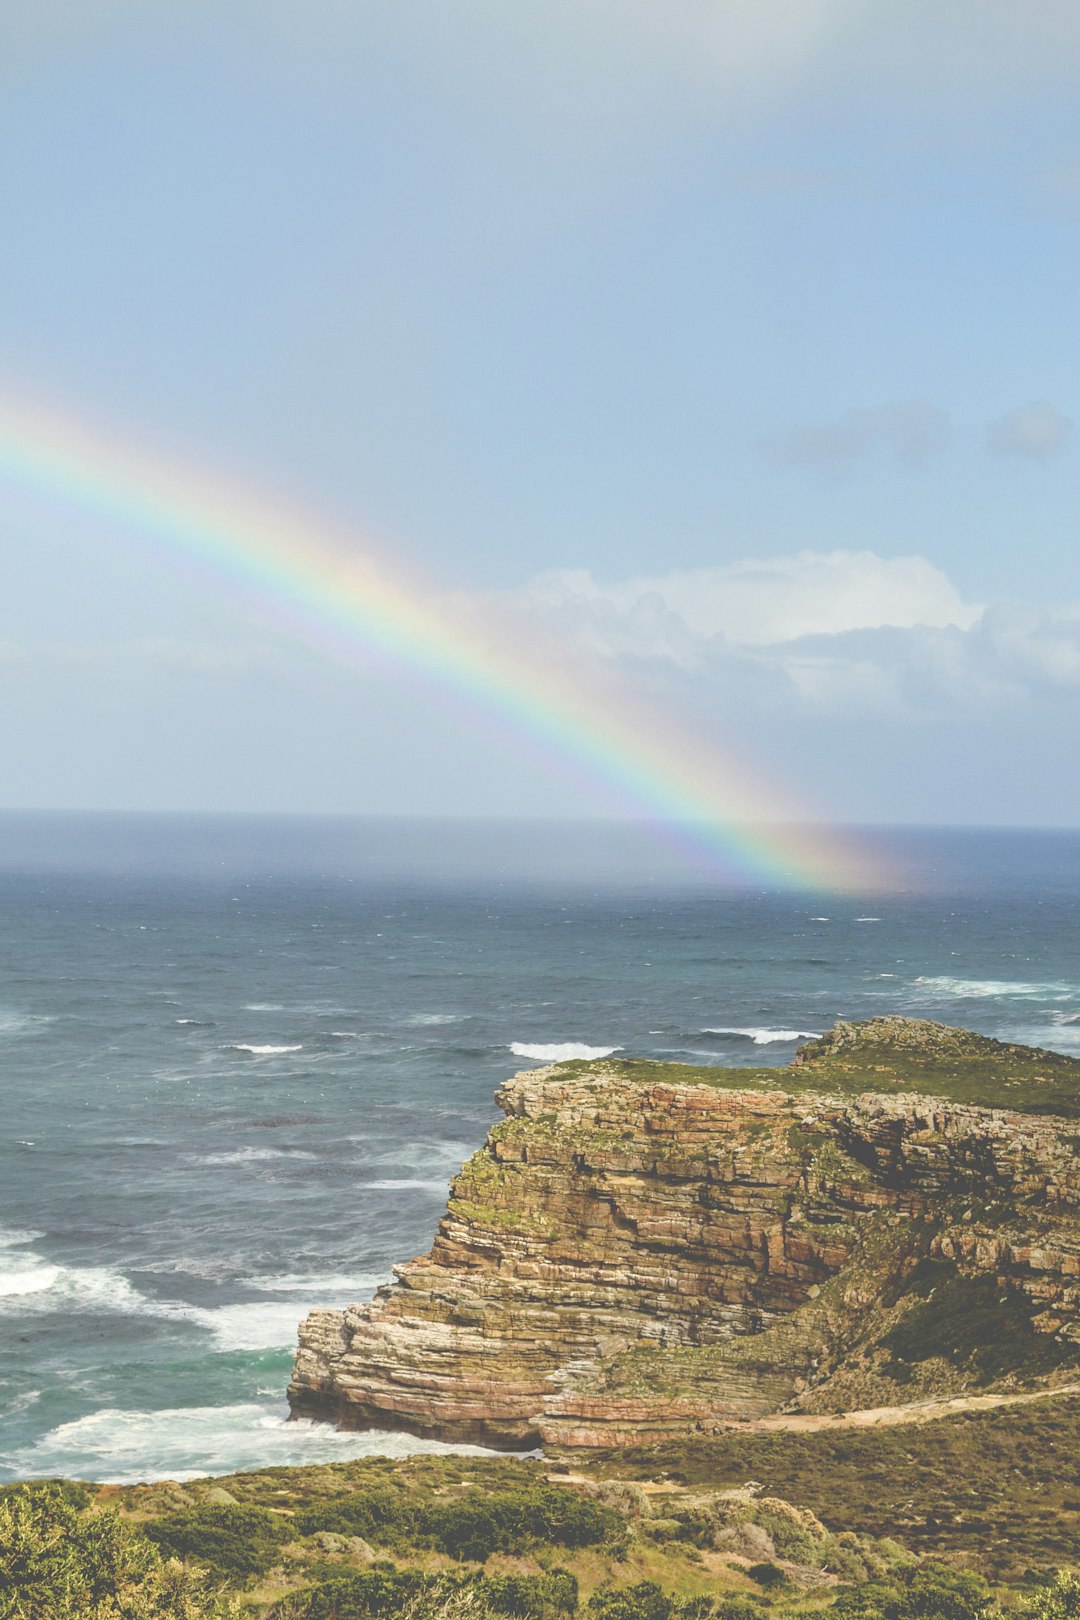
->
[[503, 550, 1080, 722]]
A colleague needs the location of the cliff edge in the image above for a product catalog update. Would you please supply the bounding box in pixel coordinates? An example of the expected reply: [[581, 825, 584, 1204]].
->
[[289, 1017, 1080, 1449]]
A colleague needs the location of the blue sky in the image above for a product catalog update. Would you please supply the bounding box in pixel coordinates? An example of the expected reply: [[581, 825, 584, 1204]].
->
[[2, 2, 1079, 824]]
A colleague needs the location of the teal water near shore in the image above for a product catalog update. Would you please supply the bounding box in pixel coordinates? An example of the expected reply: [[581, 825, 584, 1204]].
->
[[2, 814, 1079, 1483]]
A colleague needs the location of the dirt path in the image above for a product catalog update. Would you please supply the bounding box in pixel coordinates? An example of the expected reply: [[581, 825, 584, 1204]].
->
[[740, 1380, 1080, 1434]]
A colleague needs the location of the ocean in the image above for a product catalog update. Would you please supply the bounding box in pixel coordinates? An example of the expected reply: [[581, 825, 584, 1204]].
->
[[1, 813, 1079, 1484]]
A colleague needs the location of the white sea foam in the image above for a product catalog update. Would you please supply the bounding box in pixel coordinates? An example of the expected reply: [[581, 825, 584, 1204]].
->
[[0, 1009, 52, 1037], [509, 1042, 620, 1062], [195, 1301, 307, 1352], [367, 1178, 451, 1192], [247, 1271, 388, 1297], [0, 1253, 168, 1318], [411, 1013, 465, 1026], [914, 976, 1076, 1000], [5, 1401, 501, 1485], [704, 1027, 821, 1045], [855, 917, 881, 923], [191, 1147, 317, 1166], [243, 1003, 284, 1012], [0, 1262, 61, 1298], [226, 1043, 303, 1055]]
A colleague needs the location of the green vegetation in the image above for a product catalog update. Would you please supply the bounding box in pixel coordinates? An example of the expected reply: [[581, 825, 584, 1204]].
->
[[3, 1449, 1079, 1618], [878, 1261, 1074, 1385], [545, 1017, 1080, 1117], [0, 1483, 238, 1617], [589, 1393, 1080, 1580]]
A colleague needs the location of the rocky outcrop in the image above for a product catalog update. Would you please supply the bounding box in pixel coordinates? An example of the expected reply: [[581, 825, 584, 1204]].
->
[[289, 1020, 1080, 1448]]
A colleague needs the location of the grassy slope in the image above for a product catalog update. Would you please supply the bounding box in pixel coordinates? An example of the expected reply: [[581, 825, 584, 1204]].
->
[[585, 1392, 1080, 1581], [542, 1018, 1080, 1117]]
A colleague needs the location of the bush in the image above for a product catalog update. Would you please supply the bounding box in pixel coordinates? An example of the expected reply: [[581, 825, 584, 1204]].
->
[[1024, 1574, 1080, 1620], [588, 1582, 674, 1620], [143, 1503, 290, 1579], [0, 1484, 238, 1618], [297, 1485, 615, 1564], [275, 1568, 578, 1620], [747, 1563, 788, 1590]]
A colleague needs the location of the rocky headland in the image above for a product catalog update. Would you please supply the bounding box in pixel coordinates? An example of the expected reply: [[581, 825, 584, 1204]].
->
[[289, 1018, 1080, 1450]]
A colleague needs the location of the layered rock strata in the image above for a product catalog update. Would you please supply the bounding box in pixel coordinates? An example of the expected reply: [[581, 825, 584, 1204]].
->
[[289, 1020, 1080, 1448]]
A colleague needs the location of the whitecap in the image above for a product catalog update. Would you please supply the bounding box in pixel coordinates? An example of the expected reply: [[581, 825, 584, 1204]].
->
[[192, 1301, 306, 1352], [243, 1003, 284, 1012], [0, 1262, 61, 1298], [0, 1010, 53, 1038], [914, 976, 1076, 1000], [225, 1043, 303, 1055], [704, 1027, 822, 1045], [5, 1401, 503, 1484], [246, 1271, 389, 1297], [0, 1254, 169, 1319], [509, 1042, 620, 1062], [855, 917, 881, 923], [190, 1147, 317, 1166], [367, 1178, 451, 1192]]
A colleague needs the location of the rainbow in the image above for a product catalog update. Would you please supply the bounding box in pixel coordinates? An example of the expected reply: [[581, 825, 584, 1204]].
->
[[0, 392, 888, 891]]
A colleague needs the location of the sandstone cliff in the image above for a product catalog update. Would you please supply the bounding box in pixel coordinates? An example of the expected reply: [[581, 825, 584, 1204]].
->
[[289, 1018, 1080, 1449]]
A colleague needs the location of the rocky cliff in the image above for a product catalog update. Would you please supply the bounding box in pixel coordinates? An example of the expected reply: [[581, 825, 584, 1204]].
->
[[289, 1018, 1080, 1449]]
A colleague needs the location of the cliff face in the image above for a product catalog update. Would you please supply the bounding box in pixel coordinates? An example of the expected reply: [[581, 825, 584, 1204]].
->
[[289, 1019, 1080, 1449]]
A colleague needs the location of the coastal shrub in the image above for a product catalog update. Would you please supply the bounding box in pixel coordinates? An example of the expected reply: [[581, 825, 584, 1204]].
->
[[0, 1483, 238, 1618], [1023, 1573, 1080, 1620], [143, 1502, 291, 1579], [298, 1485, 614, 1563], [277, 1568, 577, 1619], [747, 1563, 788, 1590], [587, 1582, 673, 1620]]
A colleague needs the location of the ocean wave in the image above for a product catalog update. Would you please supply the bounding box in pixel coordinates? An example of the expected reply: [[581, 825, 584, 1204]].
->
[[243, 1003, 284, 1012], [0, 1254, 166, 1317], [193, 1301, 305, 1352], [190, 1147, 317, 1166], [367, 1178, 451, 1192], [704, 1027, 821, 1045], [0, 1010, 53, 1038], [914, 976, 1077, 1000], [225, 1043, 303, 1055], [509, 1042, 620, 1062], [247, 1271, 389, 1297], [855, 917, 881, 923], [0, 1262, 61, 1298], [4, 1401, 502, 1484]]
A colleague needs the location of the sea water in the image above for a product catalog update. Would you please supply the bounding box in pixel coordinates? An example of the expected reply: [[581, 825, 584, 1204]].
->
[[2, 813, 1079, 1484]]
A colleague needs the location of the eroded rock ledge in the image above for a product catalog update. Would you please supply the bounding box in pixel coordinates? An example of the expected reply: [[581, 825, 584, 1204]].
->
[[289, 1018, 1080, 1448]]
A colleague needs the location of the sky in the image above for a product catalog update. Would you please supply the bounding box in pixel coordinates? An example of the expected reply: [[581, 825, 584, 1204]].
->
[[1, 1, 1079, 827]]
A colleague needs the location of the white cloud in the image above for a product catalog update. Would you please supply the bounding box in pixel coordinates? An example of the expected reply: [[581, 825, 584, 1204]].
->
[[986, 402, 1073, 461], [513, 551, 982, 650], [497, 552, 1080, 726]]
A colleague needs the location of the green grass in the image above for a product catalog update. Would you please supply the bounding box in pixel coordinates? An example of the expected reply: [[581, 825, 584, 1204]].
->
[[542, 1018, 1080, 1118]]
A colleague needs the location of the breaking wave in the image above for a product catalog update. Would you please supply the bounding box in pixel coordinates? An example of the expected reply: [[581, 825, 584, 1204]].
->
[[5, 1401, 502, 1485], [225, 1043, 303, 1055], [914, 976, 1077, 1001], [509, 1042, 620, 1062], [704, 1027, 821, 1045]]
